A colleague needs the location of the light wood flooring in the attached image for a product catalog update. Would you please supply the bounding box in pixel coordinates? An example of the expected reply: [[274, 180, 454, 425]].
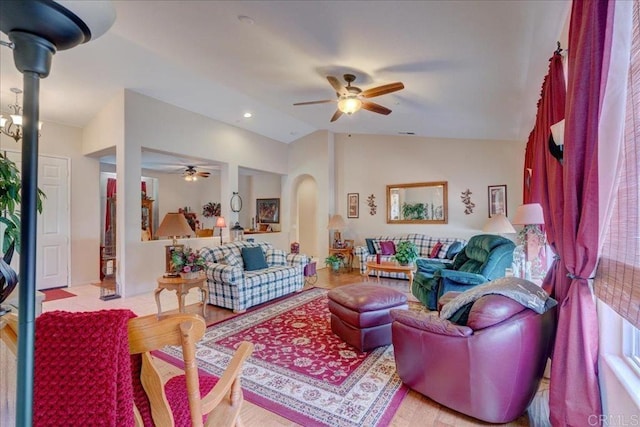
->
[[42, 267, 548, 427]]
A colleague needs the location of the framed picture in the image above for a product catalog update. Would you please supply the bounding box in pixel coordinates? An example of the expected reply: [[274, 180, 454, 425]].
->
[[347, 193, 359, 218], [488, 185, 507, 217], [256, 198, 280, 224]]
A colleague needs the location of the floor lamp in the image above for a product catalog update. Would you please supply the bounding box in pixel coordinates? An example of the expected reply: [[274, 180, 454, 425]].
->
[[0, 2, 115, 423]]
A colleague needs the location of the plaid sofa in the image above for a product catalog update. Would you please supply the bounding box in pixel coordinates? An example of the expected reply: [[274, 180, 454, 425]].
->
[[354, 234, 467, 280], [199, 241, 309, 313]]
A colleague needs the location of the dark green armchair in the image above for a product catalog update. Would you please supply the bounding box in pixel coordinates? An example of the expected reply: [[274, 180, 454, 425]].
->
[[411, 234, 515, 310]]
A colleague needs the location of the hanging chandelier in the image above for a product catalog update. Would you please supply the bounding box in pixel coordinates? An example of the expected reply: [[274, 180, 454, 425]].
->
[[0, 88, 43, 142]]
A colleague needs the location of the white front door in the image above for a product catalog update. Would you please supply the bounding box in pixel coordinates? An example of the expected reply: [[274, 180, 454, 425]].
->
[[6, 151, 70, 290]]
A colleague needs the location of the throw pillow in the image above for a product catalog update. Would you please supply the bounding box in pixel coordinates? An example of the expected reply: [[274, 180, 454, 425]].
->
[[429, 242, 443, 258], [223, 252, 243, 268], [379, 240, 396, 255], [365, 238, 377, 255], [445, 241, 464, 259], [241, 247, 268, 271]]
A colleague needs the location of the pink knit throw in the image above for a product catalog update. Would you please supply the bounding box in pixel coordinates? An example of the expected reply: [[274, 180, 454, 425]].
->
[[34, 309, 136, 426]]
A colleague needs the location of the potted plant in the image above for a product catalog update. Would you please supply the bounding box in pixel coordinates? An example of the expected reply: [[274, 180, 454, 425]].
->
[[325, 254, 343, 272], [393, 241, 419, 265]]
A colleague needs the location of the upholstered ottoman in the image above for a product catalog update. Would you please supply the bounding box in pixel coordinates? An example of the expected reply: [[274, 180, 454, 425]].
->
[[328, 283, 408, 352]]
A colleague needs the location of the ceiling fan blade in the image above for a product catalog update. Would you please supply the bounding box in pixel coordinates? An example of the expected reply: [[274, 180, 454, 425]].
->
[[361, 100, 392, 115], [330, 109, 343, 122], [360, 82, 405, 98], [327, 76, 348, 96], [196, 172, 211, 177], [293, 100, 335, 106]]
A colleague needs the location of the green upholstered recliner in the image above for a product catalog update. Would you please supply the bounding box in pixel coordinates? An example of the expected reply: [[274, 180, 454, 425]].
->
[[411, 234, 515, 310]]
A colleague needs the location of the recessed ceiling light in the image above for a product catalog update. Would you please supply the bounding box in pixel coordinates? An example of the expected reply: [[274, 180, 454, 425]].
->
[[238, 15, 254, 25], [243, 112, 253, 118]]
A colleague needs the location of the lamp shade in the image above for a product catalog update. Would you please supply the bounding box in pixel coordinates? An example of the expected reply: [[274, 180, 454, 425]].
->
[[482, 213, 516, 233], [215, 216, 227, 228], [327, 214, 347, 230], [512, 203, 545, 225], [156, 213, 194, 239]]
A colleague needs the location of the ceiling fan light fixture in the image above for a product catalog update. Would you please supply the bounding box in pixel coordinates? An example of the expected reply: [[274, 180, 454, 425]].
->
[[338, 96, 362, 115]]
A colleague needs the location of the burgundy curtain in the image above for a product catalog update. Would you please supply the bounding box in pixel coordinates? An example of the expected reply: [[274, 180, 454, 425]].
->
[[524, 53, 566, 284], [523, 55, 566, 209], [105, 178, 117, 234], [548, 0, 610, 425]]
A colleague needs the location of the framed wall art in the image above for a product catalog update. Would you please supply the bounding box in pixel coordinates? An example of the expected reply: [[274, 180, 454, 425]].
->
[[256, 198, 280, 224], [347, 193, 359, 218], [488, 185, 507, 217]]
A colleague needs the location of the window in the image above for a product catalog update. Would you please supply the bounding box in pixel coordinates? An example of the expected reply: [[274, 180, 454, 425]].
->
[[629, 324, 640, 372]]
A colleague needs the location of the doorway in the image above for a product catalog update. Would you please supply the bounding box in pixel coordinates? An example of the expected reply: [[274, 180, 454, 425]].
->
[[5, 151, 70, 290]]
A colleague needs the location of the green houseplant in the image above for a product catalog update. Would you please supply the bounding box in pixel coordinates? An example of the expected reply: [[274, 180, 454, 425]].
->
[[0, 153, 45, 312], [393, 241, 419, 265], [325, 254, 343, 272]]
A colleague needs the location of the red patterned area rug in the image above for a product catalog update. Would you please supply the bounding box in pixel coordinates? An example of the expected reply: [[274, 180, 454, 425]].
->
[[156, 287, 408, 427]]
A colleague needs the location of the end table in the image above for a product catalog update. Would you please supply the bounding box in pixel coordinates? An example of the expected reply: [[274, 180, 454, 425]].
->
[[155, 274, 209, 318]]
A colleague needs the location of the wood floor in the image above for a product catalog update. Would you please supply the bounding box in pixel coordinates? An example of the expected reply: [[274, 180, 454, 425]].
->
[[161, 267, 539, 427]]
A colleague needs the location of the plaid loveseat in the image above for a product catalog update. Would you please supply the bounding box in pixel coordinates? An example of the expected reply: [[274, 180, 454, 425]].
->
[[199, 241, 310, 313], [354, 234, 467, 280]]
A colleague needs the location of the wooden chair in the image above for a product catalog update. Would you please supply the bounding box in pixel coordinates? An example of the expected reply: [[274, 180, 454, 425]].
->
[[128, 313, 253, 427], [1, 312, 253, 427]]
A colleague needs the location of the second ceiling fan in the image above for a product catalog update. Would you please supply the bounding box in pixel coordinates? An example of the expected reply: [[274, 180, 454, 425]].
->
[[294, 74, 404, 122], [183, 166, 210, 181]]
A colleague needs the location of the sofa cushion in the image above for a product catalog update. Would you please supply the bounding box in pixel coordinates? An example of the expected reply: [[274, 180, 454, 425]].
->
[[224, 252, 243, 268], [241, 247, 268, 271], [365, 238, 377, 255], [379, 241, 396, 255], [265, 248, 287, 266]]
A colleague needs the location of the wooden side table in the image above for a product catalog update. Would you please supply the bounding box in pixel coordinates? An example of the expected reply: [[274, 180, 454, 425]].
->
[[155, 275, 209, 318], [329, 247, 354, 271]]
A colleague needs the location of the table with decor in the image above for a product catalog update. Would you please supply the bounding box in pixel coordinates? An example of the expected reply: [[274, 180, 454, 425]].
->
[[363, 261, 417, 287], [154, 274, 208, 317]]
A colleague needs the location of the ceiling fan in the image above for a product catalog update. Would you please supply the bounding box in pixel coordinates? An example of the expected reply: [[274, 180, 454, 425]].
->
[[294, 74, 404, 122], [183, 166, 210, 181]]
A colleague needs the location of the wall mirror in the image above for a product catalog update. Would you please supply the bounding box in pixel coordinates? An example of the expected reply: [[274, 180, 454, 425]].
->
[[387, 181, 448, 224]]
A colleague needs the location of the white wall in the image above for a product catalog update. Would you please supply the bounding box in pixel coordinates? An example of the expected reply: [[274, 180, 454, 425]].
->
[[333, 133, 524, 243], [285, 131, 333, 261], [116, 91, 291, 296]]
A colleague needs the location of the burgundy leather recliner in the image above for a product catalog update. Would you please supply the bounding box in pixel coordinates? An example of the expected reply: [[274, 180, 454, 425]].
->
[[390, 293, 556, 424]]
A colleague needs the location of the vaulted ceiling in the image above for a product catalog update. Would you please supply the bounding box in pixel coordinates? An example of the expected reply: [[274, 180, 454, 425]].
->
[[0, 0, 570, 145]]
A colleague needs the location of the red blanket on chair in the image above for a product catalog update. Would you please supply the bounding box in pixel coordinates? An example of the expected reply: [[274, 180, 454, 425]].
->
[[34, 309, 136, 426]]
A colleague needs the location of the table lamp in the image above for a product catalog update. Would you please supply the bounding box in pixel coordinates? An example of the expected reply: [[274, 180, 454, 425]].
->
[[215, 216, 227, 243], [156, 212, 195, 274], [482, 213, 516, 235], [328, 214, 347, 248]]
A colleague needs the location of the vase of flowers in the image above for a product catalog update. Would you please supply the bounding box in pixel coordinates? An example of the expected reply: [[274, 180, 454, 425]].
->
[[171, 246, 205, 279]]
